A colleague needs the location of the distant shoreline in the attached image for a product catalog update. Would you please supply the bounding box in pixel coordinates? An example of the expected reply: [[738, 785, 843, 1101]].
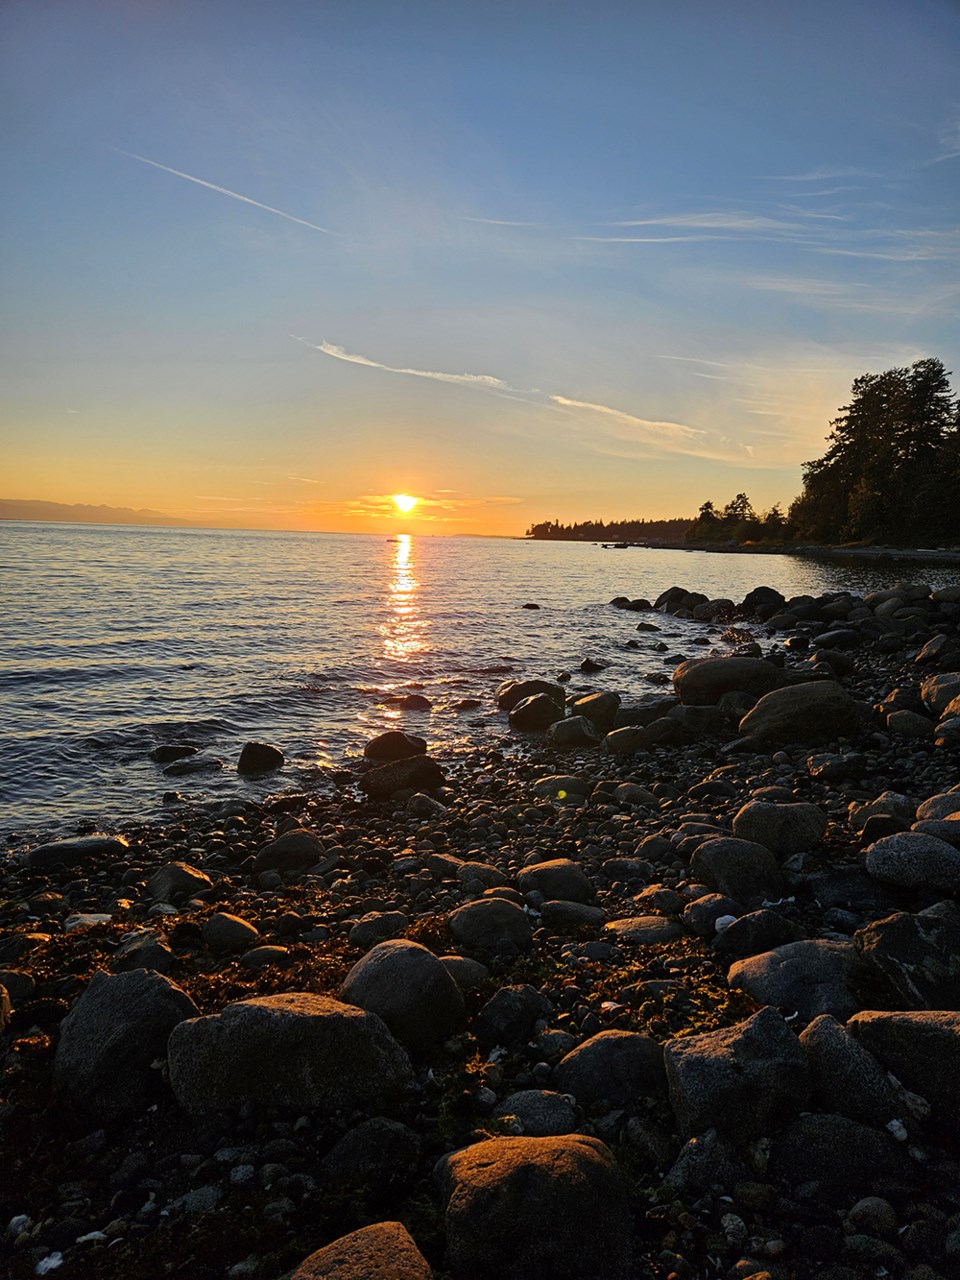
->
[[525, 536, 960, 565]]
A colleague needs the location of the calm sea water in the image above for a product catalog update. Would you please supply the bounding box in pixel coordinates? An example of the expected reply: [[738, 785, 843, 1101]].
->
[[3, 521, 959, 838]]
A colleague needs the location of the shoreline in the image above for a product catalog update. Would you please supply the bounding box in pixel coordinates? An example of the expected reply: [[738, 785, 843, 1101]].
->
[[527, 537, 960, 564], [3, 577, 960, 1279]]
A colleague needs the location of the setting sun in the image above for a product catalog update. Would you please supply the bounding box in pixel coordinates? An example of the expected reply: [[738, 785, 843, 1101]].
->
[[391, 493, 418, 514]]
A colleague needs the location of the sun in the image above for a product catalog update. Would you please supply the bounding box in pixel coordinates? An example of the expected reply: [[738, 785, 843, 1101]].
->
[[391, 493, 418, 514]]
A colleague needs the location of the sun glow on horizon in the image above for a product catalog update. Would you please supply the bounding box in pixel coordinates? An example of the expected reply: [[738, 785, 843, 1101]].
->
[[391, 493, 418, 513]]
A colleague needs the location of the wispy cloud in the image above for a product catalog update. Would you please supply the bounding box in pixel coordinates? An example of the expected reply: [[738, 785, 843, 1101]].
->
[[460, 216, 546, 227], [759, 166, 883, 182], [608, 212, 802, 232], [293, 337, 515, 390], [287, 475, 321, 484], [572, 234, 722, 244], [115, 149, 342, 236], [550, 394, 705, 441]]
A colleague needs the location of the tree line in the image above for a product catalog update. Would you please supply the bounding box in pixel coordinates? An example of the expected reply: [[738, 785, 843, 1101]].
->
[[526, 357, 960, 548]]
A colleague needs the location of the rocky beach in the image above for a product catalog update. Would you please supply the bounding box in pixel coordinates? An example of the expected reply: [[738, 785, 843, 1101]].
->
[[3, 578, 960, 1280]]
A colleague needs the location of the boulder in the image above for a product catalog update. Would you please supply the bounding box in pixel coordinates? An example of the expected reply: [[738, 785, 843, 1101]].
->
[[530, 774, 591, 800], [147, 861, 212, 902], [496, 679, 566, 712], [540, 900, 604, 929], [237, 741, 284, 774], [55, 970, 198, 1121], [920, 672, 960, 716], [769, 1113, 911, 1197], [255, 827, 327, 873], [887, 709, 935, 740], [493, 1089, 576, 1136], [290, 1222, 432, 1280], [855, 903, 960, 1009], [603, 916, 682, 945], [111, 928, 174, 973], [440, 955, 489, 991], [571, 691, 621, 730], [601, 726, 650, 755], [318, 1119, 421, 1197], [340, 940, 465, 1053], [864, 832, 960, 893], [363, 730, 427, 762], [915, 792, 960, 822], [554, 1030, 664, 1108], [546, 715, 601, 748], [440, 1135, 632, 1280], [359, 756, 445, 799], [712, 909, 804, 959], [517, 858, 594, 904], [727, 939, 864, 1025], [798, 1014, 900, 1125], [202, 913, 260, 954], [25, 833, 129, 871], [167, 993, 414, 1117], [509, 694, 566, 731], [664, 1008, 809, 1139], [690, 838, 784, 908], [738, 681, 861, 746], [732, 801, 827, 857], [347, 911, 409, 949], [473, 984, 552, 1047], [848, 1010, 960, 1120], [448, 899, 532, 952], [674, 656, 787, 706]]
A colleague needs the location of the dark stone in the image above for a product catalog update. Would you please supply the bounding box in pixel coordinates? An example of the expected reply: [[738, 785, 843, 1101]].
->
[[496, 679, 566, 711], [254, 827, 328, 873], [340, 940, 465, 1053], [362, 731, 427, 762], [769, 1113, 911, 1197], [360, 756, 445, 799], [554, 1030, 664, 1108], [319, 1118, 421, 1195], [798, 1015, 900, 1125], [26, 834, 129, 871], [855, 903, 960, 1009], [509, 694, 566, 731], [848, 1010, 960, 1121], [237, 741, 284, 774], [713, 909, 805, 959], [690, 838, 784, 909], [474, 984, 553, 1048], [728, 939, 865, 1025]]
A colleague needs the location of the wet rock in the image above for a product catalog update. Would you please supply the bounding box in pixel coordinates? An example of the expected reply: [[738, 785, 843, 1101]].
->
[[147, 861, 214, 902], [26, 833, 129, 871], [496, 679, 566, 712], [474, 984, 552, 1047], [508, 693, 566, 731], [572, 691, 621, 730], [168, 993, 414, 1117], [55, 969, 198, 1121], [363, 731, 427, 763], [202, 912, 260, 954], [493, 1089, 576, 1136], [290, 1222, 432, 1280], [440, 1134, 632, 1280], [237, 742, 284, 774], [848, 1010, 960, 1121], [517, 858, 594, 903], [319, 1118, 421, 1195], [732, 801, 827, 857], [664, 1008, 810, 1139], [739, 682, 861, 746], [855, 903, 960, 1009], [798, 1015, 899, 1125], [448, 899, 532, 952], [864, 832, 960, 893], [255, 827, 328, 873], [340, 940, 465, 1053], [360, 756, 445, 799], [554, 1030, 664, 1108], [674, 656, 788, 706], [728, 939, 864, 1024], [547, 715, 601, 749], [769, 1113, 911, 1197], [690, 838, 784, 908]]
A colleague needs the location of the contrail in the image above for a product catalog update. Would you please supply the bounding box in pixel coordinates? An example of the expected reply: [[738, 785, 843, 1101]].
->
[[115, 148, 341, 236]]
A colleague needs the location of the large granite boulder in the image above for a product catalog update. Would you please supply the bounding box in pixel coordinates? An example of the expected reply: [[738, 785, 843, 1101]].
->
[[167, 993, 414, 1117], [55, 969, 198, 1121], [738, 681, 861, 746], [732, 801, 827, 856], [864, 832, 960, 893], [848, 1010, 960, 1121], [673, 656, 788, 706], [448, 899, 532, 952], [290, 1222, 432, 1280], [554, 1030, 664, 1108], [798, 1014, 900, 1125], [340, 940, 465, 1053], [509, 694, 566, 731], [855, 903, 960, 1009], [727, 939, 864, 1025], [440, 1134, 632, 1280], [547, 715, 602, 749], [664, 1008, 810, 1139], [689, 837, 784, 908]]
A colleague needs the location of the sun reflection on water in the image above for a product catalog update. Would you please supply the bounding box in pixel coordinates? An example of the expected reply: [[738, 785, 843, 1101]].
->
[[381, 534, 426, 663]]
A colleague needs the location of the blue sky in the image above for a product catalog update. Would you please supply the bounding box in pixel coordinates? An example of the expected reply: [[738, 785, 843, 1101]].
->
[[1, 0, 958, 532]]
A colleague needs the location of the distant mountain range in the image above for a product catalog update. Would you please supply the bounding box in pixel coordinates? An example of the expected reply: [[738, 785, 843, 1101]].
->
[[0, 499, 192, 527]]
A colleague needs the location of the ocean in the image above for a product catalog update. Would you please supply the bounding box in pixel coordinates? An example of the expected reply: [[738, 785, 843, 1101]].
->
[[3, 521, 959, 839]]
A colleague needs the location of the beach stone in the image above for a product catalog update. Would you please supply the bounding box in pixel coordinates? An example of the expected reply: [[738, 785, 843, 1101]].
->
[[147, 861, 212, 902], [290, 1222, 432, 1280], [496, 679, 566, 711], [666, 704, 732, 738], [915, 792, 960, 822], [517, 858, 594, 903], [347, 910, 409, 949], [168, 993, 414, 1117], [530, 774, 591, 800], [887, 710, 935, 739], [661, 1128, 750, 1194], [920, 672, 960, 715], [683, 893, 743, 937], [474, 984, 552, 1047], [769, 1113, 910, 1197], [912, 818, 960, 847], [673, 656, 787, 706], [728, 939, 864, 1024], [340, 940, 465, 1053], [554, 1030, 664, 1107], [493, 1090, 576, 1136], [547, 715, 601, 748], [601, 726, 650, 755], [738, 681, 861, 746], [440, 1134, 632, 1280], [360, 756, 445, 798], [604, 915, 682, 945], [319, 1118, 421, 1195], [449, 899, 532, 952], [849, 791, 915, 830], [362, 730, 427, 762], [440, 955, 489, 991], [846, 1196, 898, 1239], [848, 1010, 960, 1120], [732, 801, 827, 856], [572, 691, 621, 730], [239, 945, 290, 969], [203, 912, 260, 954], [664, 1007, 810, 1139], [457, 861, 506, 891], [26, 833, 129, 871], [690, 838, 784, 908], [55, 969, 198, 1122], [540, 900, 604, 928], [865, 832, 960, 892], [0, 970, 35, 1003], [255, 827, 327, 873], [713, 909, 805, 958], [855, 903, 960, 1009], [112, 928, 174, 973], [508, 693, 565, 731], [798, 1015, 899, 1125], [0, 985, 11, 1033], [237, 741, 284, 774]]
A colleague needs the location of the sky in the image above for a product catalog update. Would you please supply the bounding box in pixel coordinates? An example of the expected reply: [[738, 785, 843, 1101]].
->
[[1, 0, 958, 535]]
